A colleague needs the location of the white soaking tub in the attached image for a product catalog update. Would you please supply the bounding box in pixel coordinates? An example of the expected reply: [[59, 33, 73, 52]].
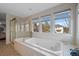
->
[[14, 38, 63, 56]]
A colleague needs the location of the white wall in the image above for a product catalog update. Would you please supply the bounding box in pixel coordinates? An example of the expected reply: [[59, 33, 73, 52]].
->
[[77, 4, 79, 47], [77, 14, 79, 47]]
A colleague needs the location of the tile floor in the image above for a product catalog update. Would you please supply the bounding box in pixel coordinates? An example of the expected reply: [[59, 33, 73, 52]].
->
[[0, 39, 21, 56]]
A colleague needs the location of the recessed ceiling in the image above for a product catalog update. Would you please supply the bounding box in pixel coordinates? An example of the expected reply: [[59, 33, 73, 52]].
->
[[0, 3, 61, 17]]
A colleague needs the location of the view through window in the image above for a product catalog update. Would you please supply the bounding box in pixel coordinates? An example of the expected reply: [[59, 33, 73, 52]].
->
[[32, 17, 40, 32], [33, 22, 40, 32], [41, 15, 52, 32], [55, 10, 70, 33]]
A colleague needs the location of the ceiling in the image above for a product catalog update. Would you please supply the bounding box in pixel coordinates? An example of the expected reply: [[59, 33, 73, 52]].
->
[[0, 3, 61, 17]]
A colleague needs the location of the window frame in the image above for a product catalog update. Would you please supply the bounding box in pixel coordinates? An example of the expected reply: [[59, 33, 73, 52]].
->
[[16, 24, 21, 32], [54, 10, 71, 34], [32, 10, 71, 34], [32, 17, 40, 32], [40, 15, 52, 32], [25, 24, 29, 32]]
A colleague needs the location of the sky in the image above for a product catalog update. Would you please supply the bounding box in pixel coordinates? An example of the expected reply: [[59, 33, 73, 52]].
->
[[55, 18, 69, 27]]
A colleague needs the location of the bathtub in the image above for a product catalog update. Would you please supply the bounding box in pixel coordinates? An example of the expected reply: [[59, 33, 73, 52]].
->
[[14, 38, 63, 56]]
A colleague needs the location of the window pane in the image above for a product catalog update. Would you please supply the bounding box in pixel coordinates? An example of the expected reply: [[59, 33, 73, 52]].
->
[[16, 24, 20, 32], [32, 17, 39, 32], [41, 15, 51, 32], [33, 22, 39, 32], [25, 24, 29, 32], [21, 24, 24, 32], [42, 21, 51, 32], [16, 24, 18, 32], [55, 11, 70, 33]]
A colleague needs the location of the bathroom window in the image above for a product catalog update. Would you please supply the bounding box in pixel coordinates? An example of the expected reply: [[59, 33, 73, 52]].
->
[[32, 17, 40, 32], [41, 15, 52, 32], [33, 22, 40, 32], [16, 24, 18, 32], [21, 24, 24, 32], [54, 10, 71, 33], [25, 24, 29, 32], [16, 24, 21, 32]]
